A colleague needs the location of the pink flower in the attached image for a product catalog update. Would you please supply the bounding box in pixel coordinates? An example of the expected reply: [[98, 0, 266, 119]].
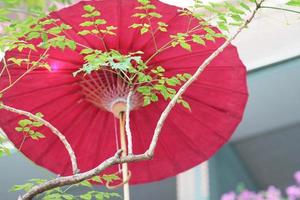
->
[[237, 190, 257, 200], [287, 185, 300, 200], [221, 191, 236, 200], [265, 186, 282, 200], [294, 171, 300, 185]]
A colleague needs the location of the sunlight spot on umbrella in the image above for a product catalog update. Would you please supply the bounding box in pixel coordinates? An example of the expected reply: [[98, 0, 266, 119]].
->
[[50, 62, 60, 72]]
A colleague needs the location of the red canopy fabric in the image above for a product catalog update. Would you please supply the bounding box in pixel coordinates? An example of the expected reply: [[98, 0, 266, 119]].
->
[[0, 0, 248, 184]]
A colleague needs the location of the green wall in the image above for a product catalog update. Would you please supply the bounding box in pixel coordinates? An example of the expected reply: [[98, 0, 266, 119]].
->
[[208, 144, 257, 200]]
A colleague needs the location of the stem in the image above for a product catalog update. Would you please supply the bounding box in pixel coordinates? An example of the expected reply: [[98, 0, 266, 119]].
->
[[125, 90, 133, 155], [260, 6, 300, 14], [0, 104, 79, 175], [119, 112, 130, 200]]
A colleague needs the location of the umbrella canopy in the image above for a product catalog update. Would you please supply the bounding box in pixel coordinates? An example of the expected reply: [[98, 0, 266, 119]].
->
[[0, 0, 248, 184]]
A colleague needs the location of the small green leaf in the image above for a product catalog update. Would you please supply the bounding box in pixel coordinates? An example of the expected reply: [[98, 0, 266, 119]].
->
[[83, 5, 95, 12], [287, 0, 300, 6], [15, 127, 23, 132], [18, 119, 32, 127], [80, 21, 94, 27], [140, 27, 149, 34], [192, 34, 205, 45], [149, 12, 162, 18], [181, 100, 191, 111], [79, 180, 92, 188], [78, 30, 91, 36], [179, 41, 191, 51], [95, 19, 107, 25]]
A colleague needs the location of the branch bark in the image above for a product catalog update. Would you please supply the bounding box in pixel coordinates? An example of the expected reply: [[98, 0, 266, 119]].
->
[[125, 90, 133, 155], [0, 103, 79, 175]]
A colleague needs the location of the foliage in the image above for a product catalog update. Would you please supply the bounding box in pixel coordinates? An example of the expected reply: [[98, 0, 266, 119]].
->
[[221, 171, 300, 200], [287, 0, 300, 7], [11, 175, 121, 200], [15, 112, 45, 141], [0, 133, 10, 157]]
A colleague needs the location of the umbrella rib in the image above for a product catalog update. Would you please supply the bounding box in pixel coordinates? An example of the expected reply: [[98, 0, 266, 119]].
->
[[152, 104, 209, 159], [193, 81, 248, 95], [186, 94, 244, 120]]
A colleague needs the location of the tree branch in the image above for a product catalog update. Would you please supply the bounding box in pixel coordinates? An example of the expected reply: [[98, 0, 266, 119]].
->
[[0, 104, 79, 175], [125, 90, 133, 155]]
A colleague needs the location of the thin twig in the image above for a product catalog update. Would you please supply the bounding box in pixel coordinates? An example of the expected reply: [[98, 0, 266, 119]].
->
[[0, 104, 79, 175], [260, 6, 300, 14], [125, 90, 133, 155]]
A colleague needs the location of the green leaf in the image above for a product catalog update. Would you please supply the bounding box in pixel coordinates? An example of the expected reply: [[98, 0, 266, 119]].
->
[[102, 174, 120, 183], [35, 112, 44, 118], [137, 86, 152, 95], [287, 0, 300, 6], [79, 180, 92, 188], [180, 100, 191, 111], [143, 96, 151, 106], [34, 132, 45, 139], [130, 23, 142, 28], [91, 176, 102, 183], [80, 21, 94, 27], [80, 48, 94, 54], [83, 5, 95, 12], [27, 32, 40, 40], [192, 34, 205, 45], [78, 30, 91, 36], [166, 77, 180, 86], [149, 12, 162, 18], [140, 27, 149, 34], [95, 19, 107, 25], [15, 127, 23, 132], [18, 119, 32, 127], [179, 41, 191, 51], [66, 40, 76, 51], [239, 2, 251, 11], [48, 27, 62, 35]]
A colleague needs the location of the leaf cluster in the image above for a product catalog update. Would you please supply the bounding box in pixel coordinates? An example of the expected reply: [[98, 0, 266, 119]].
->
[[15, 112, 45, 140], [130, 0, 168, 35], [78, 5, 117, 37]]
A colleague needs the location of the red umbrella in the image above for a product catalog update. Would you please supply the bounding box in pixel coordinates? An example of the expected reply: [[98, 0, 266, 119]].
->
[[0, 0, 248, 186]]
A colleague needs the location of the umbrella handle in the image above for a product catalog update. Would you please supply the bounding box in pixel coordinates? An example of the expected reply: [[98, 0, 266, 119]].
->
[[105, 170, 132, 190]]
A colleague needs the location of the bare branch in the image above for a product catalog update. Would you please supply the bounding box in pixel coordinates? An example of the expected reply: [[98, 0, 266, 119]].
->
[[0, 103, 79, 175], [147, 0, 265, 156], [125, 90, 133, 155]]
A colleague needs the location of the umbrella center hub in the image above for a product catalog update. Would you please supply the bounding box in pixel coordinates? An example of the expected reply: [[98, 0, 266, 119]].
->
[[79, 71, 142, 116]]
